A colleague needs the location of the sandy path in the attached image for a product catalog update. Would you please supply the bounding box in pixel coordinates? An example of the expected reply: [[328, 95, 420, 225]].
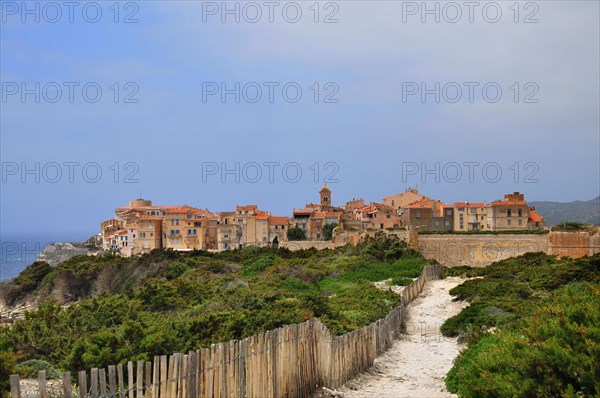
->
[[335, 277, 467, 398]]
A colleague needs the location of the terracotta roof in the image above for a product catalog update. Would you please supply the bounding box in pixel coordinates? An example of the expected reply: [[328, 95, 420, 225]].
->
[[382, 189, 426, 204], [490, 200, 527, 207], [256, 211, 270, 220], [407, 198, 450, 210], [269, 216, 289, 225], [406, 198, 435, 209], [166, 206, 200, 214], [313, 211, 343, 220], [293, 208, 314, 216], [116, 205, 187, 210], [236, 205, 258, 212], [452, 202, 487, 208], [529, 209, 543, 223]]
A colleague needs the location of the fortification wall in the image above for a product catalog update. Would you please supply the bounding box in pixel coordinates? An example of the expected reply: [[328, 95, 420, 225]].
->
[[418, 234, 549, 267], [281, 229, 599, 266]]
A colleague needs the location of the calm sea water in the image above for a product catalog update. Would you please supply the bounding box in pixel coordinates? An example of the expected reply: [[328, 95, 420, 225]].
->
[[0, 231, 92, 281]]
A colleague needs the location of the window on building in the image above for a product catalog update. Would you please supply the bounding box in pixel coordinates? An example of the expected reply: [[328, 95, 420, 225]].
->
[[518, 219, 522, 225], [459, 222, 464, 229], [446, 210, 452, 216], [415, 210, 421, 219], [508, 220, 512, 226], [518, 209, 523, 217], [435, 220, 440, 226], [470, 208, 476, 214], [507, 209, 512, 217]]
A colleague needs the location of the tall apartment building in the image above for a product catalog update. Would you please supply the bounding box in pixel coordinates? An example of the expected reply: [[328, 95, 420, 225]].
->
[[487, 192, 530, 231], [453, 202, 488, 231]]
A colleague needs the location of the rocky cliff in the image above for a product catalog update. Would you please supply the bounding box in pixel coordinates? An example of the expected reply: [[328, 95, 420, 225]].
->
[[35, 236, 103, 266]]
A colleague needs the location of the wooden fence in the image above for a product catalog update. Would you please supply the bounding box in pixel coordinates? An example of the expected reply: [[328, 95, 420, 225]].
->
[[9, 264, 442, 398]]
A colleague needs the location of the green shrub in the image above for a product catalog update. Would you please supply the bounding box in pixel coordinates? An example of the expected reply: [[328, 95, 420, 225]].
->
[[444, 254, 600, 397], [446, 283, 600, 398], [322, 223, 338, 240], [389, 277, 412, 286], [0, 348, 16, 394], [14, 359, 62, 379], [287, 227, 306, 241]]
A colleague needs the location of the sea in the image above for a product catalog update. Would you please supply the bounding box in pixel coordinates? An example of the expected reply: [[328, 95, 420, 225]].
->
[[0, 231, 92, 281]]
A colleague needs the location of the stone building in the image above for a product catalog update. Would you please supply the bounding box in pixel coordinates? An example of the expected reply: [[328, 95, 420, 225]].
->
[[406, 198, 454, 231], [487, 192, 530, 231], [453, 202, 488, 231]]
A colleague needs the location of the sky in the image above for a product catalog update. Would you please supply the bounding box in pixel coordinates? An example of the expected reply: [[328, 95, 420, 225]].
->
[[1, 0, 599, 237]]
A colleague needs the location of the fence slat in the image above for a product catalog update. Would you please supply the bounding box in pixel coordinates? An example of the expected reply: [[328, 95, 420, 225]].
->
[[127, 362, 134, 398], [78, 370, 88, 398], [160, 355, 168, 398], [10, 374, 20, 398], [189, 351, 197, 398], [137, 360, 144, 398], [144, 362, 153, 398], [152, 356, 160, 398], [38, 370, 47, 398], [117, 364, 125, 398], [63, 371, 73, 398], [91, 368, 98, 398], [99, 368, 107, 397], [108, 366, 116, 398]]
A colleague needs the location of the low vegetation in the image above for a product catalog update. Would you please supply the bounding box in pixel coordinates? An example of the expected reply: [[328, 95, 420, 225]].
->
[[442, 252, 600, 397], [0, 233, 424, 387]]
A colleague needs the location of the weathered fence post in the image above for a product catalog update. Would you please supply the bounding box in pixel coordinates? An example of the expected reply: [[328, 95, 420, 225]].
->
[[9, 374, 20, 398], [38, 370, 47, 398], [63, 371, 73, 398], [78, 370, 88, 398]]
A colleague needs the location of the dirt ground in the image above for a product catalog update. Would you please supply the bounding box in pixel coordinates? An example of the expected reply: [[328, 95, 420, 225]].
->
[[325, 277, 468, 398]]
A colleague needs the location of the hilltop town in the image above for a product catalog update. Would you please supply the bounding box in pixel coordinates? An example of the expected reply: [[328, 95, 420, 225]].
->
[[100, 188, 546, 255]]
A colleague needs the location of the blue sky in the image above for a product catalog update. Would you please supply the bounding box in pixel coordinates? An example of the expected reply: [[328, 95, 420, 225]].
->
[[1, 0, 599, 236]]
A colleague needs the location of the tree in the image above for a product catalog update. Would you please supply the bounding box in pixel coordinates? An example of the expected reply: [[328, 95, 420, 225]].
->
[[322, 223, 338, 240], [287, 227, 306, 241]]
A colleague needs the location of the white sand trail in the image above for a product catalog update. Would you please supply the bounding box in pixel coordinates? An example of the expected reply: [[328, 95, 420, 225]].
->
[[334, 277, 468, 398]]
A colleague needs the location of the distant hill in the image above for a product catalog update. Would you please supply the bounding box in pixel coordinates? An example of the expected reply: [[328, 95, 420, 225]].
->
[[529, 197, 600, 226]]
